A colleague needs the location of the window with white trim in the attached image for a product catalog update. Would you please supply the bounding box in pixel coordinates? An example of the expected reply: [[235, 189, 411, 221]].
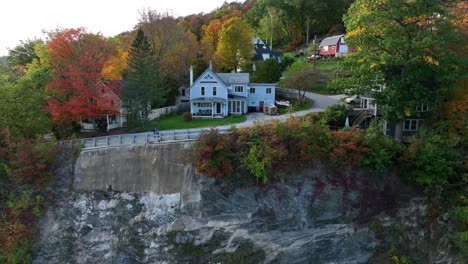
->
[[197, 103, 211, 108], [403, 119, 424, 131], [250, 87, 255, 93], [213, 87, 217, 96], [234, 85, 243, 93], [201, 87, 205, 96], [417, 104, 428, 112], [266, 88, 272, 94]]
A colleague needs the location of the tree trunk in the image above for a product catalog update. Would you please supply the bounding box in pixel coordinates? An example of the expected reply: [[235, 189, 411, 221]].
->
[[394, 121, 403, 141]]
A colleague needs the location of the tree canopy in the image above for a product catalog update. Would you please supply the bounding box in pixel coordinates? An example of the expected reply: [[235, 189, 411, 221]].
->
[[45, 28, 118, 127], [332, 0, 464, 122], [215, 17, 253, 72], [251, 58, 282, 83]]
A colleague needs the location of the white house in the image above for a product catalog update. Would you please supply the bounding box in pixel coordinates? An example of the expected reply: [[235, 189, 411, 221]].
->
[[80, 80, 126, 132], [189, 65, 276, 118]]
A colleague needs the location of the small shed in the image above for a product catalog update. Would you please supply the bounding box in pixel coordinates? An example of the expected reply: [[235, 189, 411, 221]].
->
[[319, 35, 348, 57]]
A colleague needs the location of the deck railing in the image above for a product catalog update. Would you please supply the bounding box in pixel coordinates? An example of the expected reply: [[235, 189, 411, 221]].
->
[[59, 128, 230, 150]]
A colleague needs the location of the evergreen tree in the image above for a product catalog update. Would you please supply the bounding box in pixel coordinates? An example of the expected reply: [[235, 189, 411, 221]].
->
[[124, 28, 163, 127]]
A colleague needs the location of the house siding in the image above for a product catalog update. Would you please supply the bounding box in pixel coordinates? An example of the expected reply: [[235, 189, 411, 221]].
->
[[189, 68, 276, 117], [247, 84, 276, 111]]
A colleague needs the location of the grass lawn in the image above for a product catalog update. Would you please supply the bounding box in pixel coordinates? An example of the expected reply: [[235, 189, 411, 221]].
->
[[307, 61, 341, 95], [144, 114, 247, 131]]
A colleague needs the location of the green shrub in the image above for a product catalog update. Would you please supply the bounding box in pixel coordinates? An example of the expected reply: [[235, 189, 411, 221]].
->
[[362, 121, 400, 171], [322, 104, 350, 127], [451, 206, 468, 259], [401, 129, 461, 188], [243, 144, 271, 183]]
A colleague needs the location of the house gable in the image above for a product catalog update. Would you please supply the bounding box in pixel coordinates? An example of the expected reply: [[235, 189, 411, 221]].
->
[[191, 68, 227, 90], [189, 68, 229, 102]]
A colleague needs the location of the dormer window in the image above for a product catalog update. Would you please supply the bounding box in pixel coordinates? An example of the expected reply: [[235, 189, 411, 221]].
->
[[235, 85, 243, 93]]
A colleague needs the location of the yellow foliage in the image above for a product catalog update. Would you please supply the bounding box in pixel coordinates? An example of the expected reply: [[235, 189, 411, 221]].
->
[[451, 2, 468, 36], [404, 107, 412, 117], [347, 27, 365, 38], [101, 50, 128, 80], [424, 56, 439, 65]]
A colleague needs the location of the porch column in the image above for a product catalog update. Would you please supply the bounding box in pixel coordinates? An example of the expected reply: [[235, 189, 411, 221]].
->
[[106, 114, 110, 131]]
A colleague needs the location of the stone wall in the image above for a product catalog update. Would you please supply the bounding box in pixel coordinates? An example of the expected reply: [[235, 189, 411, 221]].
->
[[73, 142, 193, 195]]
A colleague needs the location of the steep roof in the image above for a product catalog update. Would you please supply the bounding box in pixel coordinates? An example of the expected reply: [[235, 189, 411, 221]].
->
[[319, 35, 344, 47], [253, 37, 283, 62], [216, 72, 250, 84]]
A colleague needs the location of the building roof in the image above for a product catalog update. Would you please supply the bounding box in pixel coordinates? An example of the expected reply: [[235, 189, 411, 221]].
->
[[253, 37, 283, 62], [216, 73, 250, 85], [191, 97, 226, 103], [319, 35, 344, 47]]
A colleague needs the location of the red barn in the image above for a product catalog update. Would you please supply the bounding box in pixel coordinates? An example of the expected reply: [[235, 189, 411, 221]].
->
[[319, 35, 349, 57]]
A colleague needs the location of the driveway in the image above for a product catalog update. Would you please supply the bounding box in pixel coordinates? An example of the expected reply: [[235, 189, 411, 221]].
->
[[216, 91, 344, 129]]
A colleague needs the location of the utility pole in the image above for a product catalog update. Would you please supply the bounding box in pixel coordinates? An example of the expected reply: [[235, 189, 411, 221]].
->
[[313, 35, 317, 68], [269, 8, 273, 50]]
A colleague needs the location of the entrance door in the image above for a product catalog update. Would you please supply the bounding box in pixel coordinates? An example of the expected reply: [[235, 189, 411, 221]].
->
[[216, 103, 221, 114], [259, 101, 264, 112]]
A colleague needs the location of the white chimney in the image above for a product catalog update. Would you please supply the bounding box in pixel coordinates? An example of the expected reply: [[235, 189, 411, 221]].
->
[[190, 65, 193, 86]]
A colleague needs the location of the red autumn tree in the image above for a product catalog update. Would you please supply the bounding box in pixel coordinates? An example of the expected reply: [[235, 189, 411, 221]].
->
[[45, 28, 118, 126]]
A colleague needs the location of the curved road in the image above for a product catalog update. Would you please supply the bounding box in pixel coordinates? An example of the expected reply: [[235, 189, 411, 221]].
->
[[216, 91, 345, 129]]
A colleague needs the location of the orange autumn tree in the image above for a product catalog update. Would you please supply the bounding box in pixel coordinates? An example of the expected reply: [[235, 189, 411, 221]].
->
[[45, 28, 118, 129]]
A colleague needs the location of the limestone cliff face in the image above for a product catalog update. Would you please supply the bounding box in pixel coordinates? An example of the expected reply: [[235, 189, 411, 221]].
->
[[32, 144, 460, 264]]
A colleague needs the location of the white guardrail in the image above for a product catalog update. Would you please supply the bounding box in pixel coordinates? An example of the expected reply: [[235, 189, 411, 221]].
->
[[59, 128, 230, 150]]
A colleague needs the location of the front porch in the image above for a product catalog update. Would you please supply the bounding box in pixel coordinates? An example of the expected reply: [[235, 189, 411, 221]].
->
[[80, 114, 125, 132], [191, 97, 228, 119]]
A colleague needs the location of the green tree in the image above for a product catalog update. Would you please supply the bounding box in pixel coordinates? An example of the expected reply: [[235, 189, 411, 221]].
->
[[6, 40, 41, 76], [0, 61, 52, 141], [279, 60, 315, 106], [251, 58, 282, 83], [124, 28, 162, 127], [333, 0, 463, 140], [216, 17, 253, 72]]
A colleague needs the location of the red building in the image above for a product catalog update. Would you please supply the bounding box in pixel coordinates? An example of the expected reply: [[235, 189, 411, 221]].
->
[[319, 35, 349, 57]]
